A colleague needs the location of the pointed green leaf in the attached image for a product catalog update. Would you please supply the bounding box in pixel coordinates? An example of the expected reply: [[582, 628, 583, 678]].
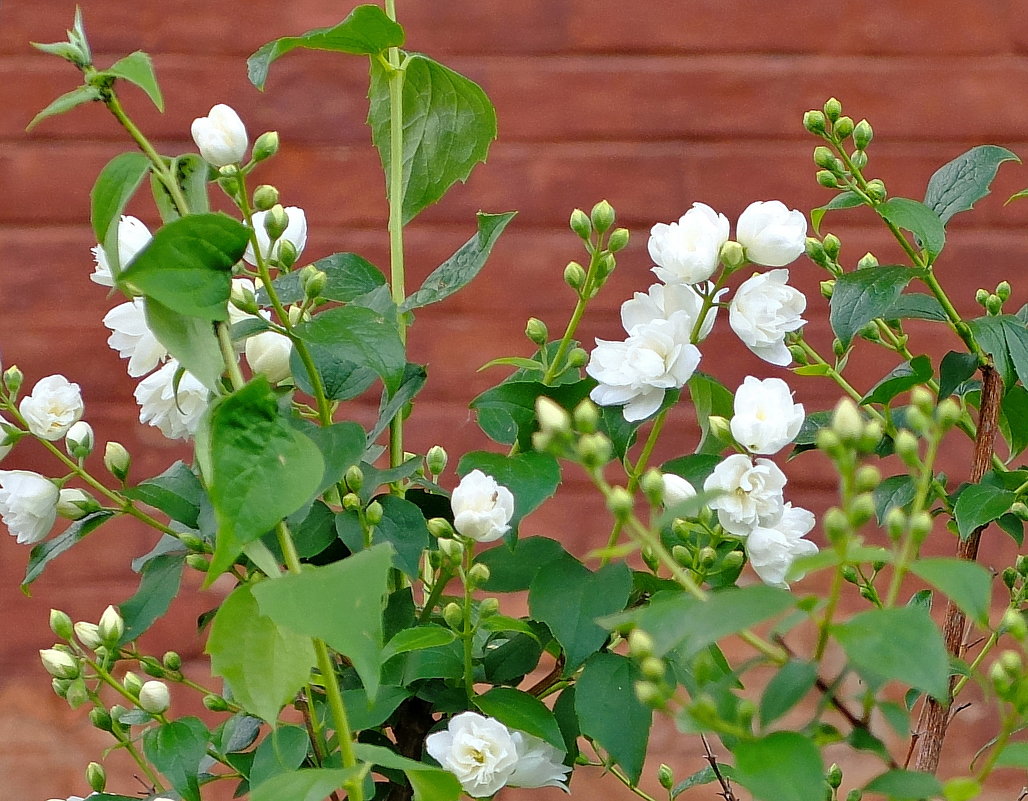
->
[[248, 5, 405, 90], [26, 84, 101, 131], [354, 743, 462, 801], [381, 626, 456, 662], [118, 213, 249, 320], [253, 544, 393, 698], [953, 482, 1015, 540], [873, 475, 917, 523], [142, 718, 209, 801], [90, 152, 150, 244], [474, 687, 565, 750], [883, 292, 947, 322], [860, 355, 933, 405], [470, 379, 593, 450], [864, 769, 944, 800], [207, 585, 316, 724], [1001, 384, 1028, 459], [402, 212, 517, 311], [688, 372, 735, 454], [250, 726, 310, 788], [22, 511, 115, 590], [810, 190, 864, 233], [250, 768, 364, 801], [259, 252, 385, 306], [104, 51, 164, 110], [830, 266, 923, 350], [119, 553, 184, 643], [759, 659, 818, 727], [939, 350, 979, 400], [367, 364, 428, 446], [338, 495, 428, 578], [924, 145, 1020, 224], [878, 198, 946, 260], [910, 557, 992, 626], [369, 54, 497, 223], [477, 536, 571, 592], [143, 298, 223, 390], [734, 732, 824, 801]]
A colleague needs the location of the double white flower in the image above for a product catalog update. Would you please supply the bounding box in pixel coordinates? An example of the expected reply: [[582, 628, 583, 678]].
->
[[746, 503, 818, 587], [426, 711, 570, 797], [134, 361, 209, 441], [648, 203, 730, 285], [0, 469, 59, 544], [735, 200, 808, 268], [103, 298, 169, 378], [730, 376, 804, 455], [19, 375, 84, 441], [90, 215, 152, 286], [451, 470, 515, 543], [728, 269, 807, 366], [704, 454, 787, 537]]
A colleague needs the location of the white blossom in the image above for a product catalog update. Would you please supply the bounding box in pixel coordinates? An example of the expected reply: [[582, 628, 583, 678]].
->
[[244, 206, 308, 266], [90, 215, 152, 286], [191, 103, 248, 167], [0, 414, 14, 462], [0, 470, 59, 544], [649, 203, 730, 285], [736, 200, 807, 267], [730, 376, 805, 455], [103, 298, 169, 377], [620, 282, 719, 342], [426, 711, 520, 797], [703, 454, 787, 537], [134, 361, 208, 441], [451, 470, 515, 543], [662, 473, 697, 509], [728, 269, 806, 366], [19, 375, 84, 441], [587, 316, 701, 422], [245, 330, 293, 384], [746, 503, 818, 587], [508, 731, 571, 791], [138, 680, 171, 714]]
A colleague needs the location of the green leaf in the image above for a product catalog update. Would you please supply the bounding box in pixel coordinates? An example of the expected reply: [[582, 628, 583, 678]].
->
[[26, 84, 101, 131], [402, 212, 517, 311], [142, 718, 209, 801], [253, 544, 393, 698], [150, 154, 211, 222], [477, 536, 570, 592], [909, 557, 992, 626], [830, 266, 923, 350], [250, 726, 310, 788], [118, 213, 250, 320], [688, 372, 735, 454], [939, 351, 979, 400], [90, 152, 151, 244], [860, 355, 933, 405], [207, 379, 324, 579], [953, 482, 1015, 540], [367, 364, 428, 446], [864, 769, 944, 800], [143, 298, 223, 390], [878, 198, 946, 260], [469, 379, 593, 450], [734, 732, 824, 801], [1001, 384, 1028, 459], [369, 54, 497, 223], [479, 357, 546, 373], [575, 653, 651, 784], [123, 461, 205, 529], [103, 51, 164, 110], [883, 292, 948, 322], [259, 252, 386, 306], [660, 454, 722, 489], [343, 495, 429, 578], [354, 743, 463, 801], [342, 686, 410, 731], [456, 451, 561, 537], [250, 768, 363, 801], [294, 306, 406, 395], [759, 659, 817, 727], [381, 626, 456, 662], [474, 687, 565, 750], [291, 343, 376, 402], [600, 388, 680, 462], [873, 475, 917, 523], [995, 740, 1028, 767], [207, 585, 316, 724], [790, 410, 832, 455], [811, 191, 864, 233], [1002, 315, 1028, 388], [248, 5, 405, 89], [529, 558, 632, 670], [119, 553, 184, 642], [290, 420, 366, 497], [833, 606, 949, 700], [924, 145, 1020, 224], [21, 511, 115, 590]]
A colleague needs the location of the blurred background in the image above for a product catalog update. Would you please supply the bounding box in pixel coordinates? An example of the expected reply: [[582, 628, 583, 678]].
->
[[3, 0, 1028, 797]]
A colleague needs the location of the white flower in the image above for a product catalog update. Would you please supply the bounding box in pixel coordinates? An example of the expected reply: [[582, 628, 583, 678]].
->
[[451, 470, 515, 543], [736, 200, 807, 267], [134, 361, 209, 441], [649, 203, 730, 285], [19, 375, 84, 441], [0, 470, 59, 544], [245, 330, 293, 384], [191, 103, 248, 167], [90, 215, 152, 286], [244, 206, 308, 266], [138, 680, 171, 714], [103, 298, 169, 377], [728, 269, 807, 366], [662, 473, 697, 509], [426, 711, 520, 797], [508, 731, 571, 791], [746, 504, 818, 587], [587, 316, 701, 422], [703, 454, 787, 537], [621, 282, 720, 342], [730, 376, 805, 455]]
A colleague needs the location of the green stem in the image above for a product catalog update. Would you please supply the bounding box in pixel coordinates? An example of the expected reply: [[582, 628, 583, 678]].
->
[[461, 543, 476, 699], [217, 323, 246, 390], [541, 243, 606, 387], [418, 566, 454, 624]]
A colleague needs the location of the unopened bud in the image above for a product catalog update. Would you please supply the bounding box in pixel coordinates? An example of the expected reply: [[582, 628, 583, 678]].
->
[[607, 227, 630, 253], [138, 680, 170, 714], [850, 150, 868, 170], [671, 544, 691, 566], [803, 110, 827, 134], [986, 293, 1003, 315], [806, 237, 827, 263], [720, 240, 746, 269], [442, 602, 464, 630], [86, 761, 106, 793], [300, 267, 326, 300], [65, 421, 94, 458], [426, 445, 448, 476], [722, 550, 745, 570], [628, 629, 655, 659], [535, 396, 571, 435], [57, 488, 98, 520], [590, 200, 615, 234], [841, 565, 859, 584], [707, 415, 733, 445], [853, 119, 873, 150], [606, 486, 633, 520], [856, 252, 879, 271], [185, 554, 210, 572], [819, 280, 835, 299], [218, 164, 239, 179], [203, 694, 231, 711], [98, 605, 124, 646], [74, 621, 102, 650], [834, 116, 854, 140], [884, 507, 907, 540], [823, 98, 843, 122], [3, 365, 23, 396], [1002, 567, 1019, 590], [252, 184, 279, 211], [827, 763, 843, 789], [816, 170, 839, 188], [122, 671, 143, 697], [635, 680, 665, 709], [573, 399, 600, 433], [851, 493, 876, 527], [525, 317, 548, 346], [365, 500, 384, 526], [996, 281, 1012, 302], [813, 145, 837, 169], [865, 179, 887, 202], [698, 546, 717, 567], [577, 432, 612, 468], [823, 507, 849, 543], [658, 764, 674, 791], [1011, 502, 1028, 521], [479, 597, 500, 618], [936, 398, 961, 429], [277, 238, 299, 269], [1001, 608, 1028, 641], [569, 208, 592, 239], [563, 262, 586, 290], [264, 204, 289, 242], [893, 430, 920, 466], [640, 656, 666, 681], [40, 648, 79, 679], [89, 707, 113, 732], [428, 518, 455, 539], [103, 441, 131, 481], [909, 511, 933, 540], [140, 656, 166, 678], [831, 399, 864, 443], [49, 609, 73, 640], [342, 492, 362, 512], [639, 469, 665, 506], [910, 386, 934, 415], [467, 563, 491, 587], [854, 465, 881, 492], [567, 347, 589, 369], [252, 131, 280, 162], [163, 651, 182, 671]]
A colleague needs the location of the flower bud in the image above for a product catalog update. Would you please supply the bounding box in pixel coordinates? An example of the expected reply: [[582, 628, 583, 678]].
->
[[909, 511, 933, 540], [834, 116, 854, 140], [996, 280, 1012, 302], [849, 150, 868, 170], [442, 602, 464, 630], [827, 763, 843, 789], [3, 365, 23, 396], [606, 486, 633, 520], [860, 420, 884, 452], [51, 677, 70, 698], [301, 266, 327, 300], [850, 493, 876, 527], [57, 488, 98, 520], [986, 293, 1003, 315], [74, 621, 102, 650], [812, 145, 836, 169], [628, 629, 655, 659], [66, 678, 89, 709], [203, 693, 231, 711], [607, 227, 630, 253], [122, 671, 143, 697], [635, 680, 666, 709], [707, 415, 733, 445], [523, 316, 549, 346], [819, 280, 835, 299], [1001, 608, 1028, 641], [89, 707, 114, 732], [140, 656, 166, 678], [640, 656, 666, 681], [138, 680, 170, 714], [893, 430, 920, 467], [65, 421, 94, 458], [854, 465, 881, 492], [1011, 502, 1028, 521], [426, 445, 448, 476], [49, 609, 73, 640], [437, 537, 463, 562], [910, 385, 934, 416], [567, 347, 589, 368], [855, 253, 878, 272], [884, 507, 907, 540], [671, 544, 690, 566], [590, 200, 615, 233], [577, 432, 612, 468], [1002, 567, 1019, 590], [252, 131, 280, 162], [218, 164, 240, 180], [98, 605, 124, 646], [344, 465, 364, 492], [103, 441, 131, 481], [479, 597, 500, 618], [639, 469, 665, 506], [535, 396, 571, 435], [186, 554, 210, 572], [865, 179, 887, 202], [820, 233, 841, 259], [936, 398, 961, 430], [840, 565, 859, 584], [563, 261, 586, 291], [466, 563, 491, 587], [162, 651, 182, 672], [803, 110, 827, 134], [40, 648, 79, 679], [722, 550, 745, 571], [342, 492, 362, 512], [815, 428, 842, 456], [264, 204, 290, 242], [86, 761, 106, 793], [365, 500, 384, 526], [428, 517, 454, 539], [816, 170, 839, 188], [823, 507, 849, 543], [831, 399, 864, 443], [277, 239, 299, 269], [975, 288, 989, 307], [573, 399, 600, 433], [698, 546, 717, 568], [823, 97, 842, 122], [569, 208, 591, 239], [658, 764, 674, 791], [252, 184, 279, 211], [853, 119, 873, 150]]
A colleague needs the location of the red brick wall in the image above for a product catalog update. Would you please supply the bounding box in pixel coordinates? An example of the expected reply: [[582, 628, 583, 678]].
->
[[3, 1, 1028, 797]]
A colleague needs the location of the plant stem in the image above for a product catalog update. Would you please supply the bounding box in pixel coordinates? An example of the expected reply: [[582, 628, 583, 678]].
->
[[461, 543, 476, 699]]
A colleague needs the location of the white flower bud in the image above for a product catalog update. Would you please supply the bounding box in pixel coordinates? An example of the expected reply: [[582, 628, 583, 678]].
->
[[103, 441, 131, 480], [191, 104, 248, 167], [98, 605, 125, 646], [74, 621, 103, 651], [138, 680, 171, 714], [40, 648, 79, 679], [245, 330, 293, 384], [64, 421, 94, 458], [57, 488, 97, 520]]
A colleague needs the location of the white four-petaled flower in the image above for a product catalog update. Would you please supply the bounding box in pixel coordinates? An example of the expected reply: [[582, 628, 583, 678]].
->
[[730, 376, 805, 455], [191, 103, 249, 167], [451, 470, 515, 543]]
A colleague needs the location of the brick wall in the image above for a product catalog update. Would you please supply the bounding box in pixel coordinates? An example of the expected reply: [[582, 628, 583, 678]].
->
[[2, 1, 1028, 798]]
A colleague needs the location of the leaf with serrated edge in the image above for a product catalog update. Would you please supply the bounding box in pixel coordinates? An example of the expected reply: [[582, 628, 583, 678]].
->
[[925, 145, 1019, 224]]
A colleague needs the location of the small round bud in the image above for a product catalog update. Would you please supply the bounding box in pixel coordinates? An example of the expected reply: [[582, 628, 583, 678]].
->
[[89, 707, 114, 732], [479, 597, 500, 618], [252, 130, 280, 162], [806, 237, 827, 263], [590, 200, 615, 233], [719, 240, 746, 269], [803, 110, 827, 134], [813, 145, 837, 169], [850, 150, 868, 170], [57, 488, 98, 521], [823, 97, 842, 122], [634, 680, 665, 709], [658, 764, 674, 791], [1011, 502, 1028, 521], [996, 281, 1012, 302], [564, 261, 586, 291], [827, 763, 843, 789], [910, 386, 935, 416], [698, 546, 717, 568], [815, 428, 842, 456], [722, 550, 745, 571], [831, 399, 864, 443], [138, 680, 171, 714], [252, 184, 279, 211], [821, 233, 841, 259], [186, 554, 210, 572], [49, 609, 73, 640], [3, 365, 23, 396], [442, 602, 464, 630], [823, 507, 849, 543], [264, 204, 290, 242], [140, 656, 166, 678], [577, 432, 613, 468], [1017, 555, 1028, 575], [834, 116, 854, 139], [103, 441, 131, 481], [573, 399, 600, 433], [671, 544, 691, 566], [342, 492, 362, 512], [639, 469, 666, 506], [86, 761, 107, 793], [936, 398, 962, 430], [893, 430, 920, 467], [640, 656, 666, 682], [40, 648, 79, 679], [277, 238, 299, 269], [816, 170, 839, 188], [163, 651, 182, 671], [832, 338, 847, 357], [467, 563, 491, 587], [999, 649, 1023, 678], [986, 294, 1003, 315], [628, 629, 655, 659], [850, 493, 876, 527], [74, 621, 102, 650], [606, 486, 634, 520], [301, 267, 327, 300], [98, 605, 124, 646], [426, 445, 448, 477], [840, 565, 859, 584], [607, 227, 630, 253], [1001, 608, 1028, 641], [535, 396, 571, 436], [846, 789, 863, 801], [884, 507, 907, 540], [856, 252, 879, 270], [975, 288, 990, 307], [569, 208, 592, 239], [707, 415, 733, 444], [65, 421, 94, 459], [909, 511, 933, 540], [904, 407, 930, 435], [567, 347, 589, 369], [1001, 567, 1019, 590], [860, 421, 884, 451], [854, 465, 881, 492], [218, 163, 239, 179], [819, 280, 835, 299], [122, 671, 143, 697], [203, 694, 231, 712], [788, 344, 808, 364], [365, 500, 384, 526], [343, 465, 364, 493], [524, 317, 548, 346], [865, 179, 887, 202], [428, 518, 455, 539], [853, 119, 873, 150]]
